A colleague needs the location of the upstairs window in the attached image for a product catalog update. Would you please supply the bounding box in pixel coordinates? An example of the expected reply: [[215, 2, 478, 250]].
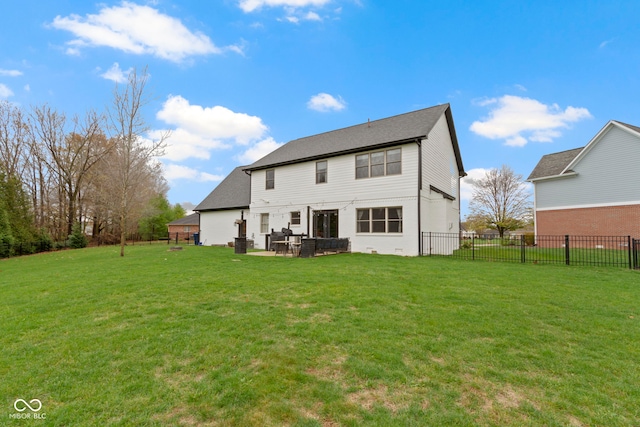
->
[[265, 169, 274, 190], [386, 149, 402, 175], [316, 161, 327, 184], [355, 148, 402, 179]]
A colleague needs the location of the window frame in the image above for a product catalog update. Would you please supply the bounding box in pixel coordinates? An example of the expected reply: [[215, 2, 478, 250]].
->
[[316, 160, 327, 184], [355, 207, 403, 234], [290, 211, 301, 226], [260, 213, 269, 234], [265, 169, 275, 190], [355, 148, 402, 179]]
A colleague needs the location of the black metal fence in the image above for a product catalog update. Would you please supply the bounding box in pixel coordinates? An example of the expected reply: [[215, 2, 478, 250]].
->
[[422, 232, 640, 269]]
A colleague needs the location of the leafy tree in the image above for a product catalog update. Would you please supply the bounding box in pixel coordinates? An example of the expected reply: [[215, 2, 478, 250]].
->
[[0, 171, 35, 243], [463, 214, 490, 236], [138, 195, 185, 240], [0, 207, 14, 257], [468, 165, 532, 238], [68, 222, 88, 249], [172, 203, 186, 220]]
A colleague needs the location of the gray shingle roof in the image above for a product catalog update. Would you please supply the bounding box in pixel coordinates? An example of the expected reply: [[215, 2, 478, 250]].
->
[[615, 120, 640, 134], [167, 212, 200, 226], [527, 147, 583, 180], [246, 103, 464, 174], [194, 166, 251, 211], [528, 119, 640, 181]]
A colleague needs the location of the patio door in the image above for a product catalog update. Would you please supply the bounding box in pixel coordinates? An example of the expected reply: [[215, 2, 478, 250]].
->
[[313, 210, 338, 238]]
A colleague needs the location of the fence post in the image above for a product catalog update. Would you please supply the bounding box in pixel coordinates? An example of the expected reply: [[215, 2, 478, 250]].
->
[[472, 234, 475, 260], [521, 235, 525, 263], [628, 236, 632, 270], [565, 235, 570, 266]]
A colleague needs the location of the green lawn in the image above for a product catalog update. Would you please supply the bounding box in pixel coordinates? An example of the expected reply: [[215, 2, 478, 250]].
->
[[1, 245, 639, 426]]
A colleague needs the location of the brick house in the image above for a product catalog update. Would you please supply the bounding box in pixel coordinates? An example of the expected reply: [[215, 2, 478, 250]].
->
[[167, 213, 200, 241], [527, 120, 640, 238]]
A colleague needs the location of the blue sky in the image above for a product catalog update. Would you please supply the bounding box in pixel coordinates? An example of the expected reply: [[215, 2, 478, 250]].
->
[[2, 1, 639, 216]]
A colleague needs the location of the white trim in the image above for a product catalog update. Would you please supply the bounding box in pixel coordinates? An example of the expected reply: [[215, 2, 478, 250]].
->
[[562, 120, 640, 174], [528, 171, 578, 182], [536, 200, 640, 211]]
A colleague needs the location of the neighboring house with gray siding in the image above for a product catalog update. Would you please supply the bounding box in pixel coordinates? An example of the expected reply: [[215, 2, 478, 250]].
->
[[527, 120, 640, 237], [196, 103, 466, 255]]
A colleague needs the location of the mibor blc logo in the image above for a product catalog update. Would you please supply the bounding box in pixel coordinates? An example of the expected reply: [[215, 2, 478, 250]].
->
[[10, 399, 46, 420]]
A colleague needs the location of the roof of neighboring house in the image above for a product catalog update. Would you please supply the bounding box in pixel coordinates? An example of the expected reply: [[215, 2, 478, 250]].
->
[[527, 147, 584, 180], [528, 119, 640, 181], [167, 213, 200, 226], [617, 121, 640, 134], [245, 103, 465, 175], [194, 166, 251, 211]]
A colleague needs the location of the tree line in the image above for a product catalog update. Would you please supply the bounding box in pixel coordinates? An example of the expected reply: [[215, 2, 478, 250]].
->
[[0, 67, 180, 256]]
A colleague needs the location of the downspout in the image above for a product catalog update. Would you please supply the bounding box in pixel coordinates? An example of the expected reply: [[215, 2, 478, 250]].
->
[[417, 139, 423, 255], [532, 182, 538, 237]]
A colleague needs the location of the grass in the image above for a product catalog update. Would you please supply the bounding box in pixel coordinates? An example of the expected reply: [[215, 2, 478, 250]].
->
[[1, 245, 639, 426]]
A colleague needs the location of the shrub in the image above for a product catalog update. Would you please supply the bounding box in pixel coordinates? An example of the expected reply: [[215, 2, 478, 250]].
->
[[524, 233, 535, 246], [68, 223, 88, 249], [35, 229, 53, 252]]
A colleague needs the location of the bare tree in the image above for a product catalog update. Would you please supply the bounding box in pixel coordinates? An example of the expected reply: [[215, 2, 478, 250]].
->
[[30, 106, 111, 237], [468, 165, 532, 238], [0, 101, 29, 179], [106, 67, 170, 256]]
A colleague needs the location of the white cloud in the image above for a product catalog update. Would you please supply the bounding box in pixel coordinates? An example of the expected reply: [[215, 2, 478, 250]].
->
[[599, 38, 615, 49], [152, 128, 231, 162], [0, 84, 14, 98], [470, 95, 592, 147], [155, 95, 271, 162], [238, 0, 331, 13], [307, 92, 346, 112], [158, 95, 268, 145], [0, 69, 22, 77], [100, 62, 132, 83], [304, 11, 322, 21], [163, 163, 225, 182], [50, 2, 240, 62], [460, 168, 490, 201], [24, 84, 30, 92], [237, 137, 284, 164]]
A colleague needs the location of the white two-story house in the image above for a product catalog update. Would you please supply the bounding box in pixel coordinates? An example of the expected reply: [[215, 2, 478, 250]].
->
[[196, 103, 466, 256]]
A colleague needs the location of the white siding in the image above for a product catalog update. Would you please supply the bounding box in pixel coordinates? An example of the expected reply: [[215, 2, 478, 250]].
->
[[199, 209, 243, 246], [536, 126, 640, 209], [248, 143, 421, 255], [421, 114, 461, 234]]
